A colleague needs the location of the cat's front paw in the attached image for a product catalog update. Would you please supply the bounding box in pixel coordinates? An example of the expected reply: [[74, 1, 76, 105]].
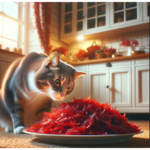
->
[[14, 126, 25, 134], [5, 125, 13, 133]]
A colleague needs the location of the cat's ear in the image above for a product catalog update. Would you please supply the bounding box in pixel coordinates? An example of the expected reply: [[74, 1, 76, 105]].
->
[[46, 52, 60, 69], [74, 71, 87, 79]]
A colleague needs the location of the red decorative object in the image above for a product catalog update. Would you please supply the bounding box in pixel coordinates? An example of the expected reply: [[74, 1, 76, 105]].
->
[[104, 47, 116, 53], [53, 47, 67, 56], [26, 97, 141, 135], [76, 49, 87, 59], [131, 40, 139, 46], [120, 39, 139, 47], [87, 41, 100, 59], [30, 2, 52, 55]]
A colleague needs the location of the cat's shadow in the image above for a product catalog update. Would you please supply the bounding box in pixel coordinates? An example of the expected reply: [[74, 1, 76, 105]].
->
[[30, 137, 150, 148]]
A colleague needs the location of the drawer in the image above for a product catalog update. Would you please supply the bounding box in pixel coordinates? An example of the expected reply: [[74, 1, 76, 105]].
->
[[110, 60, 132, 67], [135, 59, 149, 65]]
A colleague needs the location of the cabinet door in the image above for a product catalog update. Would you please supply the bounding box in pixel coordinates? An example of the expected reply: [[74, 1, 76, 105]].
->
[[109, 68, 132, 107], [89, 70, 109, 104], [85, 2, 110, 34], [143, 2, 149, 21], [110, 2, 142, 28], [135, 66, 149, 107], [61, 2, 75, 38]]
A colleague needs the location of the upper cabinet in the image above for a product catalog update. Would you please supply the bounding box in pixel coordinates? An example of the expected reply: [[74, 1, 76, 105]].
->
[[85, 2, 109, 33], [60, 2, 149, 43], [60, 2, 110, 40], [143, 2, 149, 21], [110, 2, 142, 28]]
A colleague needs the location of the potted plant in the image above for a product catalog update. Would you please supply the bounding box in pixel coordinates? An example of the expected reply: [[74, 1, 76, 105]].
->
[[119, 39, 139, 56], [95, 50, 106, 58]]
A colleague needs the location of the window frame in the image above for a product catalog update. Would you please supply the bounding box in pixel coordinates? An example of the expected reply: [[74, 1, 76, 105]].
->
[[0, 2, 29, 54]]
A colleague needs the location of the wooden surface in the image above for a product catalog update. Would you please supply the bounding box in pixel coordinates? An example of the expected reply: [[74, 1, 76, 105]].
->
[[67, 53, 149, 66]]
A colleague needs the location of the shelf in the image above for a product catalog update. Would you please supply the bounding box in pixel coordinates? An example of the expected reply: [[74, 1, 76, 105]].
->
[[67, 53, 149, 66]]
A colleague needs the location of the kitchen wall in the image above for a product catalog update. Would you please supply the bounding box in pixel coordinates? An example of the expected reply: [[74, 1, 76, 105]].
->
[[28, 2, 68, 54], [66, 30, 149, 58]]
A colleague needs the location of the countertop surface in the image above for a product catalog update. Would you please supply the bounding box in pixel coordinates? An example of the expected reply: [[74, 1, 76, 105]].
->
[[68, 53, 149, 66], [0, 121, 149, 148]]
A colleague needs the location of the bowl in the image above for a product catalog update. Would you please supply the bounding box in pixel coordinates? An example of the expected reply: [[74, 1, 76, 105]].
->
[[131, 50, 145, 55]]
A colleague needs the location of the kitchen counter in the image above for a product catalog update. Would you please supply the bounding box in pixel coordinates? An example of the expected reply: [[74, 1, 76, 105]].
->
[[0, 121, 149, 148], [67, 53, 149, 66]]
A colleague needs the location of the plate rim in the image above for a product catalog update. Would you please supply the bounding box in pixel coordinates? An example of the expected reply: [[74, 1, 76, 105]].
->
[[23, 129, 144, 137]]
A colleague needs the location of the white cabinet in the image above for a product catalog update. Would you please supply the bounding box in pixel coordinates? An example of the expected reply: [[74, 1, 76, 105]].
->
[[88, 69, 109, 103], [109, 68, 132, 107], [135, 65, 149, 107], [60, 2, 110, 40], [110, 2, 143, 28], [143, 2, 149, 21], [60, 2, 148, 43]]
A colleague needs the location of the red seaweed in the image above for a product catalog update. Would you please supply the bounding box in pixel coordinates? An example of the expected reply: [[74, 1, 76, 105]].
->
[[26, 97, 141, 135]]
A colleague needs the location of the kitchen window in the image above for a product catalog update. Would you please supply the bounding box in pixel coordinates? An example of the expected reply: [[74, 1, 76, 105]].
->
[[0, 2, 29, 54]]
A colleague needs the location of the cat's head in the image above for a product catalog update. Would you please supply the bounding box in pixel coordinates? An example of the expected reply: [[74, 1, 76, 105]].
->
[[34, 52, 86, 100]]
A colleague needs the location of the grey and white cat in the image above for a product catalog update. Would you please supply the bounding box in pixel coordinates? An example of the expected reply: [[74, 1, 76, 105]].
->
[[0, 52, 86, 134]]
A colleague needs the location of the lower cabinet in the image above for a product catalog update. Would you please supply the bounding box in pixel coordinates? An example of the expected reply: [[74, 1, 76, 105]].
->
[[135, 65, 149, 107], [88, 69, 109, 103], [109, 67, 132, 108]]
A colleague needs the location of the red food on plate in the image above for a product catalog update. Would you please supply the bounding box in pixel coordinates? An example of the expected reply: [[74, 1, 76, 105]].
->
[[26, 97, 141, 135]]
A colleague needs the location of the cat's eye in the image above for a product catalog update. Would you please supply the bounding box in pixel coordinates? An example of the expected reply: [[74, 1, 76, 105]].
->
[[67, 86, 72, 91], [54, 78, 60, 86]]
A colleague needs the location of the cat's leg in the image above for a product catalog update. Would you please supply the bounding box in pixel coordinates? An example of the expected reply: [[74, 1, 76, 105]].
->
[[5, 95, 25, 134], [0, 95, 13, 132], [10, 104, 25, 134]]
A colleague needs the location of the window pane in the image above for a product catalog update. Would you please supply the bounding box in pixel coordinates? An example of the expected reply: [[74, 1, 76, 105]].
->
[[126, 2, 137, 8], [77, 21, 83, 31], [2, 38, 17, 51], [22, 6, 25, 22], [77, 2, 83, 10], [88, 7, 95, 18], [21, 25, 25, 43], [126, 9, 137, 21], [0, 2, 2, 11], [65, 24, 72, 33], [88, 19, 95, 29], [20, 44, 24, 54], [0, 37, 2, 45], [65, 3, 72, 13], [3, 2, 18, 19], [65, 13, 72, 23], [114, 2, 124, 11], [88, 2, 95, 7], [0, 16, 2, 36], [97, 17, 105, 27], [77, 10, 83, 20], [3, 17, 18, 41]]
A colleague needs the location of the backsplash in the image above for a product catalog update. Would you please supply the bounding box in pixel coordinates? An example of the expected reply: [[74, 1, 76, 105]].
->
[[66, 30, 149, 58]]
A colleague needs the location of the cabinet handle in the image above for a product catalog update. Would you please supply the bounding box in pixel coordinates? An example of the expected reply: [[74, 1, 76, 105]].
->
[[106, 85, 109, 88]]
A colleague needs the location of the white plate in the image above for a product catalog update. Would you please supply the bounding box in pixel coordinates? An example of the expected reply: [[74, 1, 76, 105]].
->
[[23, 129, 143, 145]]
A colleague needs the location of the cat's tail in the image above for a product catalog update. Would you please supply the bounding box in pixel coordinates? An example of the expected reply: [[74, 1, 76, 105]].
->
[[0, 91, 13, 132]]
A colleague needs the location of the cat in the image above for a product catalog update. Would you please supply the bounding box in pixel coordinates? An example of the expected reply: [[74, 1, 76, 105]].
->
[[0, 51, 86, 134]]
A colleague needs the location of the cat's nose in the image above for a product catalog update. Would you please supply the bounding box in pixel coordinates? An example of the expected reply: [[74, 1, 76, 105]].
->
[[61, 93, 65, 97]]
